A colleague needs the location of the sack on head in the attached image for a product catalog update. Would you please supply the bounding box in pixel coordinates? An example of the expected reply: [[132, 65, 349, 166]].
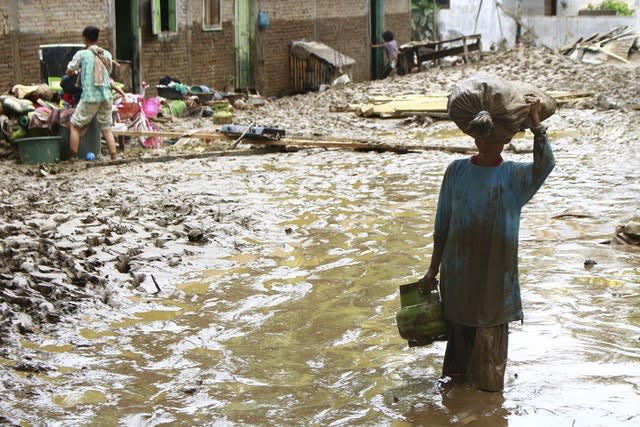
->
[[447, 73, 556, 141]]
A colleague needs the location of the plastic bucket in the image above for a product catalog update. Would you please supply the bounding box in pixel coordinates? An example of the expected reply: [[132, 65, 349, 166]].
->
[[16, 136, 61, 164]]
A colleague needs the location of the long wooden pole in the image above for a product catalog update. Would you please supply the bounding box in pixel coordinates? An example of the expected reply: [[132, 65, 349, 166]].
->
[[432, 0, 437, 41], [110, 129, 477, 154]]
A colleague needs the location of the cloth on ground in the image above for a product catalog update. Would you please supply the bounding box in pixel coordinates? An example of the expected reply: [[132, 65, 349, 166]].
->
[[28, 106, 75, 129]]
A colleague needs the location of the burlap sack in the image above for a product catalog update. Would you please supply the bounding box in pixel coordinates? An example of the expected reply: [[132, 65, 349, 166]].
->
[[447, 73, 556, 141]]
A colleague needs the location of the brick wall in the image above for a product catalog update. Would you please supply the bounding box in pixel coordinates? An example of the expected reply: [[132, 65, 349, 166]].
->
[[140, 30, 190, 93], [385, 13, 412, 47], [256, 19, 313, 97], [0, 0, 410, 98], [189, 22, 236, 92], [140, 23, 236, 95], [315, 16, 370, 83], [255, 0, 410, 96], [0, 0, 110, 90]]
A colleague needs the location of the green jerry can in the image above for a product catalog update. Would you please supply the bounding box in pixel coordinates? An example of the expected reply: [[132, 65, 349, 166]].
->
[[396, 281, 447, 347]]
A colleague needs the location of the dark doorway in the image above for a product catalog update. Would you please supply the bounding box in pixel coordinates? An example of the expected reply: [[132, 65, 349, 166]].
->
[[370, 0, 384, 79], [115, 0, 139, 92], [544, 0, 557, 16]]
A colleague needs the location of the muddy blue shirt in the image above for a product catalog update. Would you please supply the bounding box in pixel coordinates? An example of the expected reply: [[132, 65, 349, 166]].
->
[[434, 131, 555, 327]]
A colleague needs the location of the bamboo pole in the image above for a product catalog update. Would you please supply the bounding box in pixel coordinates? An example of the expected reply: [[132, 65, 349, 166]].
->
[[111, 129, 227, 140], [110, 129, 477, 154]]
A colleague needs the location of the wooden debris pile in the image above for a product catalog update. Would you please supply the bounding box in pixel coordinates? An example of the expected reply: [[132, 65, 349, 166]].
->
[[349, 91, 594, 119], [559, 25, 640, 65], [352, 94, 449, 119]]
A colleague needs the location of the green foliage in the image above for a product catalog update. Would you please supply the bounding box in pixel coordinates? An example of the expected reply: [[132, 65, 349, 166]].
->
[[587, 0, 634, 15], [411, 0, 438, 41]]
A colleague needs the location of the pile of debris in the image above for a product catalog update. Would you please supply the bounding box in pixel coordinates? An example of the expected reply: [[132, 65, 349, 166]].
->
[[559, 25, 640, 65], [614, 218, 640, 245]]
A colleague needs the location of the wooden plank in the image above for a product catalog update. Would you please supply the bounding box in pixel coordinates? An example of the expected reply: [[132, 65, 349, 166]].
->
[[584, 43, 629, 63], [463, 36, 470, 63], [246, 137, 477, 154], [111, 128, 477, 154], [398, 34, 481, 52], [358, 90, 594, 118], [112, 129, 227, 140], [416, 43, 481, 63], [113, 130, 223, 145], [391, 98, 448, 113], [367, 94, 449, 103], [547, 90, 595, 101]]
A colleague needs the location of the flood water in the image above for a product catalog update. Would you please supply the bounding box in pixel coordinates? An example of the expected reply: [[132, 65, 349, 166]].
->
[[2, 111, 639, 426]]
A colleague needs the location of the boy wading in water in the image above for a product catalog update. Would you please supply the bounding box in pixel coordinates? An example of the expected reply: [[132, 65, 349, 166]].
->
[[66, 25, 118, 161], [422, 94, 555, 392]]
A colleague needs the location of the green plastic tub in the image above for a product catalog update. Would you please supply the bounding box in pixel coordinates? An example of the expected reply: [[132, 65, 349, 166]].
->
[[16, 136, 61, 164]]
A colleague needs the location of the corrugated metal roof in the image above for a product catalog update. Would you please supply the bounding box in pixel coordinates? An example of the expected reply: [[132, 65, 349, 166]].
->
[[289, 40, 356, 68]]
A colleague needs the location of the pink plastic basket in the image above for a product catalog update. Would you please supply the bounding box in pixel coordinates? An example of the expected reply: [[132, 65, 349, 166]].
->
[[142, 97, 161, 118]]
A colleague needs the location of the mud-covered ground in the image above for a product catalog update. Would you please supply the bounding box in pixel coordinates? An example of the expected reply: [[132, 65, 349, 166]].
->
[[1, 46, 638, 377]]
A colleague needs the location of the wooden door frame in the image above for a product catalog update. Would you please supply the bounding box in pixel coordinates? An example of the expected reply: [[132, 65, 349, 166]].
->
[[370, 0, 385, 79], [234, 0, 254, 90]]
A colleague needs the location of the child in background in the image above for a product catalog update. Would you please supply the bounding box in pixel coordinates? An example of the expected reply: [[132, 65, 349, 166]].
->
[[372, 31, 398, 78]]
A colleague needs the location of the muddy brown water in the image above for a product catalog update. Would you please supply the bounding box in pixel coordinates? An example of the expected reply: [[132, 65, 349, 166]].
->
[[1, 110, 639, 426]]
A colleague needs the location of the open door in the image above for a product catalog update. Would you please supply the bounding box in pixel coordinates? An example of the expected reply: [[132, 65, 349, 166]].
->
[[114, 0, 140, 92], [370, 0, 384, 79], [234, 0, 254, 91]]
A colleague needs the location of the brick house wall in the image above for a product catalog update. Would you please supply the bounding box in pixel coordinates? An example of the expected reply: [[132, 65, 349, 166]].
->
[[0, 0, 111, 92], [188, 0, 236, 91], [139, 0, 236, 94], [0, 0, 410, 98], [256, 0, 411, 96]]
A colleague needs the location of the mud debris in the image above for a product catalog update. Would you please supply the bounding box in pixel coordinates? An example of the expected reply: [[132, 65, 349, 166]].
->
[[1, 46, 639, 352]]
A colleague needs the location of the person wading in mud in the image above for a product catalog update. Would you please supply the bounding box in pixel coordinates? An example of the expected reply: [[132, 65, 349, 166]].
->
[[66, 25, 118, 161], [421, 94, 555, 392]]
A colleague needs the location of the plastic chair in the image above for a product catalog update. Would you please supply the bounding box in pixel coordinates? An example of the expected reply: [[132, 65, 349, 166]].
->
[[48, 77, 63, 94]]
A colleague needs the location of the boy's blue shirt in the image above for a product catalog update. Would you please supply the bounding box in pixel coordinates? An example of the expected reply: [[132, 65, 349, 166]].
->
[[435, 134, 555, 326]]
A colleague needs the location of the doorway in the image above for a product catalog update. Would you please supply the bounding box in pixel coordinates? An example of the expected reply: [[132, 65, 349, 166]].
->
[[114, 0, 139, 92], [370, 0, 384, 79]]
